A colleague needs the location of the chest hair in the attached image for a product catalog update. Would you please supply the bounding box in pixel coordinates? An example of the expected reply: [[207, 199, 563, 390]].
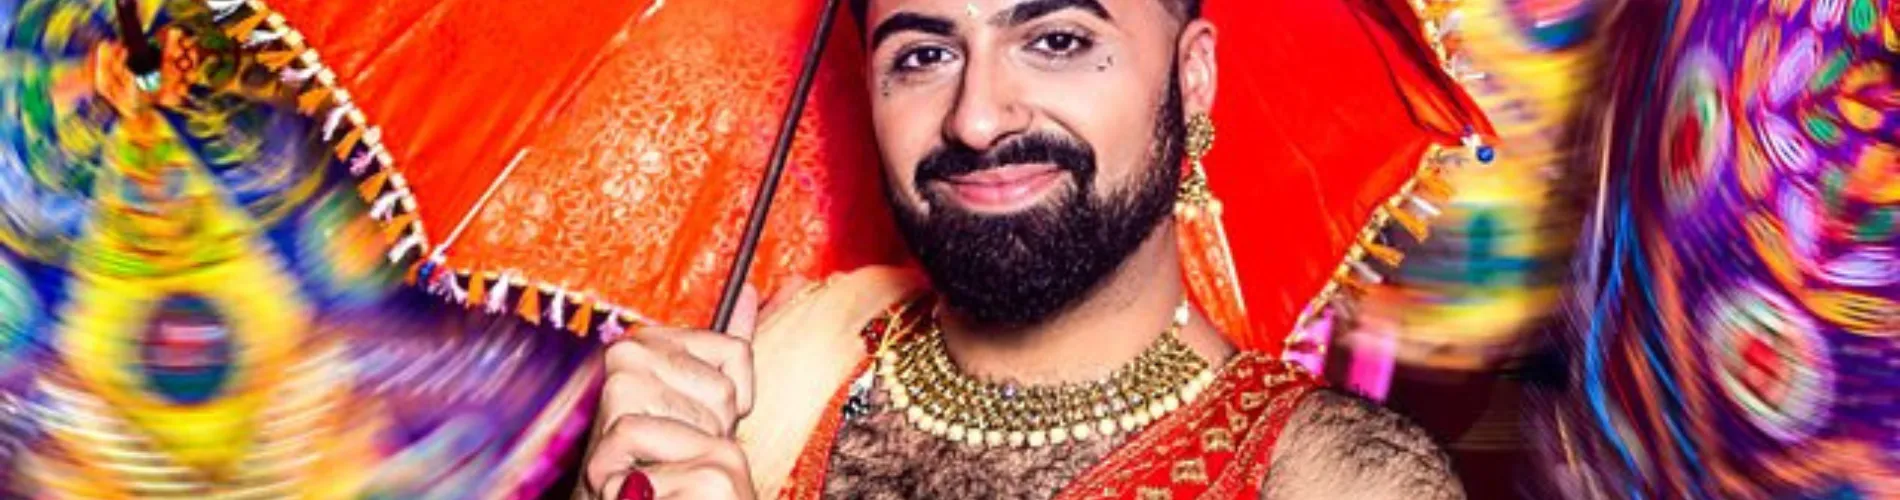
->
[[820, 379, 1130, 500]]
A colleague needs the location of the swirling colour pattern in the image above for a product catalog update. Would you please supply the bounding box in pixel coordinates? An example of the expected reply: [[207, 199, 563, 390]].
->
[[1, 1, 595, 497], [1556, 0, 1900, 497]]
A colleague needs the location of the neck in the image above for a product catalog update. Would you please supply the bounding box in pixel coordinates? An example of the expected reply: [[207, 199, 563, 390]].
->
[[937, 221, 1236, 386]]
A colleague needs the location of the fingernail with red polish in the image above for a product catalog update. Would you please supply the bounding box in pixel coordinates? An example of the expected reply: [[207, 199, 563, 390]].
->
[[619, 470, 655, 500]]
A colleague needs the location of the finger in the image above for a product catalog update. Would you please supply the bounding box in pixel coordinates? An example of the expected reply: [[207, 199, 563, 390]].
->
[[585, 414, 723, 491], [652, 463, 748, 500], [598, 470, 628, 500], [601, 370, 725, 436], [625, 327, 754, 421], [647, 351, 740, 431], [727, 283, 762, 342]]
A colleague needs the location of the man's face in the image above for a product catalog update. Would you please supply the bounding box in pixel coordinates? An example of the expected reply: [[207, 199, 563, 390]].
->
[[862, 0, 1200, 326]]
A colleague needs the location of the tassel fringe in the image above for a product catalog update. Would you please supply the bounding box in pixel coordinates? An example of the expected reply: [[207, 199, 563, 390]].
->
[[221, 1, 653, 342], [1282, 0, 1495, 358]]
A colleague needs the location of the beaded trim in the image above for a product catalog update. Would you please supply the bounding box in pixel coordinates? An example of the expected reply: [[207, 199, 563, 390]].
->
[[1280, 0, 1492, 358], [210, 0, 649, 342]]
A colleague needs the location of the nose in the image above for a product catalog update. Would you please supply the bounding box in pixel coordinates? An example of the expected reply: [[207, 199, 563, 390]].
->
[[943, 56, 1030, 151]]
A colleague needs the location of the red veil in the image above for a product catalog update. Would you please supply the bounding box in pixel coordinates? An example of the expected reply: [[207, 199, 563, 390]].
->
[[260, 0, 1489, 352]]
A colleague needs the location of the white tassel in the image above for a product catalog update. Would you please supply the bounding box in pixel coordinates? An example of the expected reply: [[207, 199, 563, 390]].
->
[[598, 307, 629, 344], [1348, 260, 1383, 285], [487, 274, 515, 315], [432, 268, 468, 304], [1408, 196, 1443, 218], [548, 288, 568, 330], [369, 191, 402, 220], [323, 104, 353, 141], [281, 65, 319, 84], [208, 0, 244, 19], [387, 233, 424, 263], [447, 275, 468, 304], [245, 29, 284, 47], [348, 150, 375, 176]]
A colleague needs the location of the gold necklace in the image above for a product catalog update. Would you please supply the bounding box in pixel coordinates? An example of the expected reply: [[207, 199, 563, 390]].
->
[[876, 302, 1215, 448]]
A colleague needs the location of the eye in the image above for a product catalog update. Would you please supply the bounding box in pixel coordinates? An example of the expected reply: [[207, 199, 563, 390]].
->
[[894, 46, 957, 72], [1027, 31, 1093, 57]]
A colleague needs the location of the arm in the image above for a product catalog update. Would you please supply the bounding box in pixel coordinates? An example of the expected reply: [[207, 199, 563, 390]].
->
[[1261, 389, 1465, 500]]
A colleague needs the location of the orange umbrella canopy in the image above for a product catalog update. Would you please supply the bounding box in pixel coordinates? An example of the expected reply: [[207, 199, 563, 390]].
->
[[262, 0, 1489, 349], [265, 0, 905, 331]]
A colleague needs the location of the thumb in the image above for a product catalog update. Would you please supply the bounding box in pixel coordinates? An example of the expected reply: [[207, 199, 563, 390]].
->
[[727, 284, 762, 342]]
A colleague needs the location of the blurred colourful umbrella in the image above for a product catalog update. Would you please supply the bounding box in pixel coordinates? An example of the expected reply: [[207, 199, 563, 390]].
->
[[1, 0, 596, 496], [1552, 0, 1900, 497]]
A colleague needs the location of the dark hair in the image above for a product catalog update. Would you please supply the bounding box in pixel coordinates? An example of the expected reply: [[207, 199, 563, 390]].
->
[[848, 0, 1203, 33]]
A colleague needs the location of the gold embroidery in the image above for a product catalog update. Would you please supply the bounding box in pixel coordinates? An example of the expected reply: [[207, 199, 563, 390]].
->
[[1240, 391, 1267, 411], [1202, 427, 1235, 453], [1138, 487, 1172, 500], [1173, 458, 1210, 485]]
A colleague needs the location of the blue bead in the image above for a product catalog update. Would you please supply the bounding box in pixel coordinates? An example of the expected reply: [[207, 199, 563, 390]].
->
[[1475, 145, 1496, 164], [419, 261, 438, 281]]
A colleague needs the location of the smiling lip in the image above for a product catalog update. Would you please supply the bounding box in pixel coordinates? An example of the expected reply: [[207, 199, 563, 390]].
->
[[937, 164, 1065, 212]]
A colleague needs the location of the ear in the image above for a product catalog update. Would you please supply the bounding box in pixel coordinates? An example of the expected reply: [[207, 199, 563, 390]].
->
[[1175, 19, 1218, 116]]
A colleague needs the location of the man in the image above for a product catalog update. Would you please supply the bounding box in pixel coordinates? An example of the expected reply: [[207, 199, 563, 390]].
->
[[579, 0, 1468, 498]]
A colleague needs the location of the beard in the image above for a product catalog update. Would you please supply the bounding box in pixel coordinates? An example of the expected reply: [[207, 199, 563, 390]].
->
[[887, 77, 1188, 328]]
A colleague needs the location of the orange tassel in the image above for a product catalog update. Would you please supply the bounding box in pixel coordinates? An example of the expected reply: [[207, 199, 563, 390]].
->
[[1388, 206, 1431, 240], [1176, 198, 1255, 348], [298, 87, 333, 115], [570, 299, 595, 336], [381, 213, 416, 243], [1362, 241, 1405, 267], [1414, 171, 1454, 203], [467, 273, 487, 309], [256, 48, 298, 69], [223, 12, 268, 40], [1334, 266, 1369, 294], [356, 169, 389, 202], [517, 286, 542, 325], [333, 126, 364, 159]]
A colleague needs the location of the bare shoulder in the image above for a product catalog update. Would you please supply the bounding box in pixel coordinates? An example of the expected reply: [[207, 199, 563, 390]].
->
[[1260, 389, 1465, 500]]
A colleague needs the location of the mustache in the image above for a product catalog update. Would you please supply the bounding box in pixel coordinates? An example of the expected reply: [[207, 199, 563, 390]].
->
[[913, 133, 1097, 190]]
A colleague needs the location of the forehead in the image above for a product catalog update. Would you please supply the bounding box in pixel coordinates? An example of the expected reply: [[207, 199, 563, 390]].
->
[[863, 0, 1173, 31]]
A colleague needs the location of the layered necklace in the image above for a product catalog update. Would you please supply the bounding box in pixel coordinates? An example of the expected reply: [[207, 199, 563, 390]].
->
[[875, 302, 1215, 448]]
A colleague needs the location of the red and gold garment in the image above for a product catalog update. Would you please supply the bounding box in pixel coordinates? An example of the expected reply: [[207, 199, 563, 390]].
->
[[769, 297, 1324, 500]]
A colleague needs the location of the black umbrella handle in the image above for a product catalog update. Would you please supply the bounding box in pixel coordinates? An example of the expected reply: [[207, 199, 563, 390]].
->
[[114, 0, 162, 77], [710, 0, 844, 333]]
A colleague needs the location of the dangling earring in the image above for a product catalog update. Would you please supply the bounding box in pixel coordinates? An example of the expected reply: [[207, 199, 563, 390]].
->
[[1179, 112, 1217, 205], [1174, 112, 1257, 346]]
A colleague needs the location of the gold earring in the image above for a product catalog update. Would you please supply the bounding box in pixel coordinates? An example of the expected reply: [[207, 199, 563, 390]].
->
[[1179, 113, 1216, 205]]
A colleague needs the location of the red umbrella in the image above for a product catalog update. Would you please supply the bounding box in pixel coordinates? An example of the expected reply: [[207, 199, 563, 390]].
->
[[1190, 0, 1494, 352], [259, 0, 904, 335], [249, 0, 1489, 352]]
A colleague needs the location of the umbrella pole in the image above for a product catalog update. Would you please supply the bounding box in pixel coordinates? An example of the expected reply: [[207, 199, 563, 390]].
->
[[710, 0, 843, 333]]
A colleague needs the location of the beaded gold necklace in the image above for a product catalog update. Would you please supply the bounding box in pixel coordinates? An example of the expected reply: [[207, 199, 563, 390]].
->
[[875, 302, 1215, 448]]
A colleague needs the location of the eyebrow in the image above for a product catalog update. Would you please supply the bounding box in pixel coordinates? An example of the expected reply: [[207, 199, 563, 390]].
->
[[993, 0, 1113, 26], [868, 0, 1114, 50], [870, 12, 956, 50]]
